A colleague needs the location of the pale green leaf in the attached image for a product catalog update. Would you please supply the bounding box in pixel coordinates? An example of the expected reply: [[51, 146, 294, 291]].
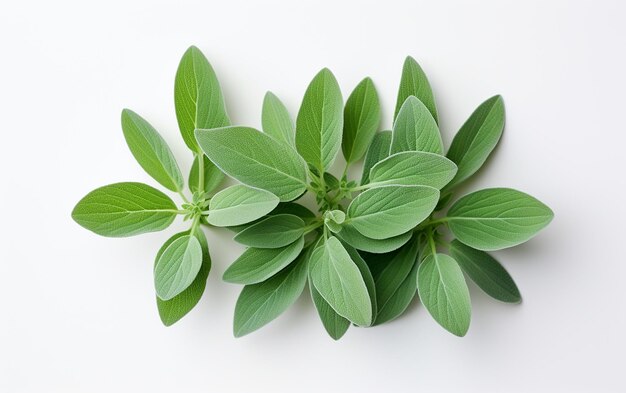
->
[[336, 224, 412, 254], [121, 109, 184, 192], [196, 126, 307, 201], [174, 46, 229, 152], [391, 96, 443, 155], [394, 56, 438, 123], [223, 237, 304, 284], [234, 214, 306, 248], [233, 253, 308, 337], [343, 242, 377, 319], [295, 68, 343, 172], [368, 151, 457, 189], [309, 237, 372, 326], [72, 182, 177, 237], [342, 77, 381, 163], [447, 188, 554, 251], [208, 184, 279, 227], [189, 154, 224, 195], [262, 91, 295, 146], [154, 233, 203, 300], [449, 240, 521, 303], [418, 253, 471, 336], [445, 95, 505, 190], [360, 131, 392, 185], [347, 185, 439, 240], [156, 228, 211, 326]]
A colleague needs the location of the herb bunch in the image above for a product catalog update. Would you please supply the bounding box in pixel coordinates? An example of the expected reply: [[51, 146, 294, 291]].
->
[[73, 46, 553, 338]]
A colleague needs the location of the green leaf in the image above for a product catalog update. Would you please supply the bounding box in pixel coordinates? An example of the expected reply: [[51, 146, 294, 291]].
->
[[233, 253, 308, 337], [336, 224, 412, 254], [295, 68, 343, 172], [174, 46, 229, 152], [196, 126, 307, 201], [121, 109, 184, 192], [342, 243, 377, 319], [72, 182, 177, 237], [447, 188, 554, 251], [310, 281, 350, 340], [309, 236, 372, 326], [271, 202, 316, 220], [418, 253, 471, 336], [394, 56, 438, 123], [262, 91, 295, 146], [368, 151, 457, 189], [154, 233, 203, 300], [223, 237, 304, 284], [156, 228, 211, 326], [208, 184, 279, 227], [234, 214, 306, 248], [360, 131, 392, 185], [347, 185, 439, 240], [444, 95, 505, 190], [342, 77, 381, 163], [189, 154, 224, 195], [449, 240, 521, 303], [391, 96, 443, 155], [373, 238, 419, 325]]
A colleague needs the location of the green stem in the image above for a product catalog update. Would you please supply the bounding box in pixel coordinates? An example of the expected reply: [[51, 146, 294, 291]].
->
[[197, 153, 205, 193], [189, 214, 201, 235], [178, 191, 190, 204], [427, 228, 438, 256]]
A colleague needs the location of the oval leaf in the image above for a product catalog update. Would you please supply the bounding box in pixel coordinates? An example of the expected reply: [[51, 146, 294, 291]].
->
[[391, 96, 443, 155], [174, 46, 230, 152], [189, 154, 224, 195], [347, 185, 439, 240], [233, 254, 308, 337], [336, 224, 412, 254], [295, 68, 343, 172], [154, 234, 203, 300], [121, 109, 184, 192], [72, 182, 177, 237], [394, 56, 438, 123], [342, 77, 381, 163], [310, 280, 350, 340], [418, 253, 471, 336], [309, 237, 372, 326], [262, 92, 295, 146], [234, 214, 306, 248], [445, 95, 505, 190], [156, 228, 211, 326], [447, 188, 554, 251], [360, 131, 392, 185], [196, 126, 307, 201], [208, 184, 279, 227], [343, 243, 377, 320], [449, 240, 521, 303], [368, 151, 457, 189]]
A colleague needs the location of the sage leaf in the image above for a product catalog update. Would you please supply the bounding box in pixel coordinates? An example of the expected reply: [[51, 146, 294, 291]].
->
[[360, 131, 392, 185], [336, 224, 412, 254], [310, 281, 350, 340], [196, 126, 308, 201], [394, 56, 438, 123], [418, 253, 471, 336], [154, 233, 203, 300], [223, 237, 304, 284], [449, 240, 521, 303], [233, 253, 308, 337], [342, 77, 381, 163], [295, 68, 343, 172], [72, 182, 177, 237], [175, 46, 229, 152], [373, 238, 419, 325], [156, 228, 211, 326], [347, 185, 439, 240], [309, 236, 372, 326], [368, 151, 457, 189], [234, 214, 306, 248], [208, 184, 279, 227], [391, 96, 443, 155], [271, 202, 316, 220], [121, 109, 184, 192], [189, 154, 224, 195], [343, 243, 377, 319], [375, 258, 419, 325], [444, 95, 505, 190], [447, 188, 554, 251], [262, 92, 295, 146]]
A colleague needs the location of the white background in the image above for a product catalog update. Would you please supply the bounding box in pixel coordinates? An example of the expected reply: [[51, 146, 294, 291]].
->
[[1, 0, 625, 391]]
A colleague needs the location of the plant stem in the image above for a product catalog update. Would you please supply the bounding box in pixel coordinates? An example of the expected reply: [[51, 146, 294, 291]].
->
[[197, 153, 205, 192]]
